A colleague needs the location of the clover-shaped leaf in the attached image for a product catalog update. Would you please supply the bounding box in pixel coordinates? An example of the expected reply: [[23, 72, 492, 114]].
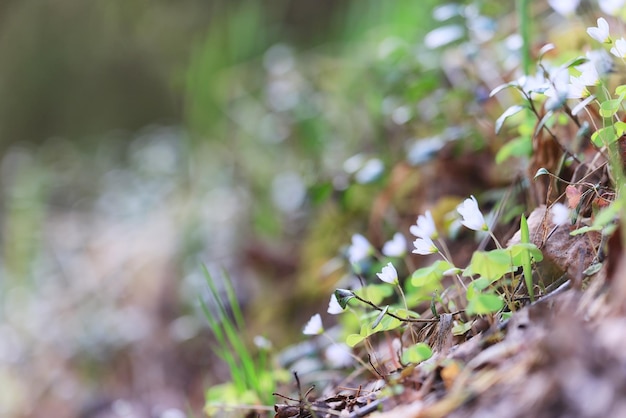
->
[[463, 249, 515, 282]]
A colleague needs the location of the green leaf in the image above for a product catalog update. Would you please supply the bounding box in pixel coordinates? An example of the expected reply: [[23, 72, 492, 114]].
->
[[562, 56, 588, 69], [599, 98, 623, 118], [354, 284, 394, 306], [377, 314, 402, 332], [371, 305, 389, 329], [401, 343, 433, 364], [495, 136, 532, 164], [615, 121, 626, 136], [346, 333, 366, 347], [466, 292, 504, 315], [452, 321, 472, 336], [591, 127, 618, 147], [616, 85, 626, 96], [570, 200, 622, 236], [463, 249, 516, 282], [583, 263, 603, 276], [570, 225, 603, 235], [593, 200, 621, 227], [495, 105, 526, 134], [489, 81, 520, 98], [507, 243, 543, 264], [410, 260, 451, 290]]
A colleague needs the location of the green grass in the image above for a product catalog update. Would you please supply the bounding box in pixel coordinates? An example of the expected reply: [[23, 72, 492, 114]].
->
[[201, 266, 281, 413]]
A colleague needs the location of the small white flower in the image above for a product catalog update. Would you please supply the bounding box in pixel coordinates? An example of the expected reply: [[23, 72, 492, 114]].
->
[[551, 203, 571, 226], [518, 73, 549, 96], [599, 0, 625, 16], [611, 37, 626, 58], [377, 262, 399, 285], [412, 237, 439, 255], [544, 68, 586, 101], [347, 234, 373, 264], [382, 232, 407, 257], [325, 343, 354, 368], [457, 196, 488, 231], [303, 313, 324, 335], [567, 76, 589, 99], [587, 18, 611, 43], [586, 50, 613, 76], [548, 0, 580, 16], [253, 335, 272, 350], [327, 294, 344, 315], [576, 60, 600, 86], [410, 210, 438, 239]]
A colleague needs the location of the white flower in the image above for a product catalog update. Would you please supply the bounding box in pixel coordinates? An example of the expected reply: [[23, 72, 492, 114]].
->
[[587, 18, 611, 43], [253, 335, 272, 350], [576, 59, 600, 86], [410, 210, 438, 239], [551, 203, 571, 226], [611, 38, 626, 58], [377, 262, 399, 285], [567, 76, 590, 99], [457, 196, 488, 231], [412, 237, 439, 255], [548, 0, 580, 16], [518, 73, 549, 96], [327, 294, 344, 315], [382, 232, 407, 257], [347, 234, 373, 264], [599, 0, 625, 16], [325, 343, 354, 368], [303, 313, 324, 335], [544, 68, 586, 101], [586, 50, 613, 76]]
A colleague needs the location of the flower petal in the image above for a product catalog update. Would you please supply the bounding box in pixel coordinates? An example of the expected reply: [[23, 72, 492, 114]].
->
[[377, 262, 399, 285], [412, 237, 439, 255], [303, 313, 324, 335]]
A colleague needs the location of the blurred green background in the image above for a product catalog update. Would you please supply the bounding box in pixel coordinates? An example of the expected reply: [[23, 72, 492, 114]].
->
[[0, 0, 522, 416]]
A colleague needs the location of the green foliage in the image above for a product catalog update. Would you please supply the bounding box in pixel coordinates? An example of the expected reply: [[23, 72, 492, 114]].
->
[[201, 267, 283, 412], [401, 343, 433, 364]]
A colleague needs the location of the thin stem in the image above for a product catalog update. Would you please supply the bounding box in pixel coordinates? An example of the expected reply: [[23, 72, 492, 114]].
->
[[350, 292, 463, 323], [437, 250, 467, 291], [488, 229, 503, 249]]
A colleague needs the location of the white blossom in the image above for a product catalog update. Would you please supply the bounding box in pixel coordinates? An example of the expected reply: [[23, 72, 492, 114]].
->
[[303, 313, 324, 335], [327, 294, 344, 315], [410, 210, 438, 239], [457, 196, 488, 231], [325, 343, 354, 368], [377, 262, 399, 285], [551, 203, 571, 226], [587, 18, 611, 43], [548, 0, 580, 16], [382, 232, 407, 257], [611, 38, 626, 58], [412, 237, 439, 255], [347, 234, 373, 264], [599, 0, 625, 16]]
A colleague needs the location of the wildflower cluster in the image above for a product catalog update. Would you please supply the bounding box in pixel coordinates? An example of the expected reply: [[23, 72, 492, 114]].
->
[[302, 195, 543, 358]]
